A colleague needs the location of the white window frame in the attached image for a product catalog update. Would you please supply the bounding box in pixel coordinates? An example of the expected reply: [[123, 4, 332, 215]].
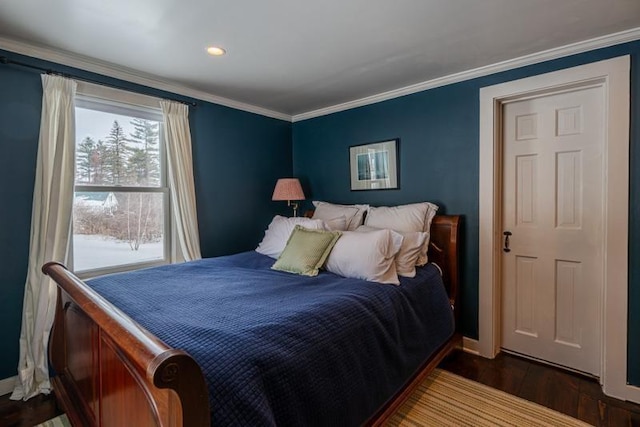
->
[[70, 83, 172, 278]]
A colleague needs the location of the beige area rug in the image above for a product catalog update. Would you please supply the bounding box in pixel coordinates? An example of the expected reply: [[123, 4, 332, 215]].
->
[[387, 369, 592, 427], [35, 414, 71, 427], [34, 371, 590, 427]]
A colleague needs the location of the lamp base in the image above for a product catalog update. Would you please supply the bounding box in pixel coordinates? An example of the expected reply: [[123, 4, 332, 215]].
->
[[288, 200, 299, 217]]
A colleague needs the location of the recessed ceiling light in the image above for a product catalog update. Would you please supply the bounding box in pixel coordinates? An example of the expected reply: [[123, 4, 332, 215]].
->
[[206, 46, 226, 56]]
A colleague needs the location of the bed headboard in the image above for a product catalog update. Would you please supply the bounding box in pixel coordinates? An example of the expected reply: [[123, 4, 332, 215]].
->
[[427, 215, 461, 312]]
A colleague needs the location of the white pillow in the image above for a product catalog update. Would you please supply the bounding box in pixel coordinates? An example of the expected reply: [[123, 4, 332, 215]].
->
[[325, 229, 403, 285], [364, 202, 438, 265], [323, 215, 348, 231], [312, 201, 369, 231], [256, 215, 328, 259], [417, 203, 438, 265], [365, 202, 438, 232], [357, 225, 427, 278]]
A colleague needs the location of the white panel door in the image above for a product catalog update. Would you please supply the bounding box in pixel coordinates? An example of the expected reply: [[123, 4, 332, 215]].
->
[[501, 85, 604, 376]]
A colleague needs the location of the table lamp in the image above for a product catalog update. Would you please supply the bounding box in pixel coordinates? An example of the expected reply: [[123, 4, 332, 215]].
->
[[272, 178, 305, 217]]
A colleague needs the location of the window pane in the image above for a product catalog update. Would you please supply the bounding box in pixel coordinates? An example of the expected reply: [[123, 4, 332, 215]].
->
[[75, 107, 161, 187], [73, 191, 165, 272]]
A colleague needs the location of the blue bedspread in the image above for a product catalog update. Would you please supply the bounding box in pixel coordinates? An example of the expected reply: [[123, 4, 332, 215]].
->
[[87, 251, 454, 426]]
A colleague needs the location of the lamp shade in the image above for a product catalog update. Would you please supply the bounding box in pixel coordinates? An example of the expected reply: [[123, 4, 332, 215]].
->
[[272, 178, 305, 201]]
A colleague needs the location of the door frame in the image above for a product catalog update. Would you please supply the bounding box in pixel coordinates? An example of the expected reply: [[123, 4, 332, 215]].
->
[[478, 56, 638, 402]]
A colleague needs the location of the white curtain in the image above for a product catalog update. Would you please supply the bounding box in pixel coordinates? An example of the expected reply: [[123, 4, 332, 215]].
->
[[161, 100, 202, 261], [12, 75, 77, 400]]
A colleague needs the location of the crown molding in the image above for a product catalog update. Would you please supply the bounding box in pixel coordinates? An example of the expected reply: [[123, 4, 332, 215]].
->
[[292, 26, 640, 122], [2, 26, 639, 125], [0, 36, 291, 122]]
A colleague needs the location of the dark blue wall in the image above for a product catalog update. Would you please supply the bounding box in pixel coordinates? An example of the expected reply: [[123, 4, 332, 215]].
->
[[0, 49, 292, 380], [292, 40, 640, 385]]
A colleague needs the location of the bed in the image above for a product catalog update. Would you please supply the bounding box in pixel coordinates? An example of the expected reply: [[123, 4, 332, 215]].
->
[[43, 214, 461, 426]]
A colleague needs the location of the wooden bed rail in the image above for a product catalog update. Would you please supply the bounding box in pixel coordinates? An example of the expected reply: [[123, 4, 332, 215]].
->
[[43, 262, 210, 427]]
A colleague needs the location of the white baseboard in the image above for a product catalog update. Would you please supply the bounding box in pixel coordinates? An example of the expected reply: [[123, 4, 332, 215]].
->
[[0, 376, 16, 396], [623, 384, 640, 405], [462, 337, 480, 355]]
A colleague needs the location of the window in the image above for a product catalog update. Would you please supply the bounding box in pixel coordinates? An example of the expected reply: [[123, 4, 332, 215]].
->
[[72, 92, 170, 275]]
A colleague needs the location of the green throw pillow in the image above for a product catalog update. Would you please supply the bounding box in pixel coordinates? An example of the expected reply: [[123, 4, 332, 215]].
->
[[272, 226, 341, 276]]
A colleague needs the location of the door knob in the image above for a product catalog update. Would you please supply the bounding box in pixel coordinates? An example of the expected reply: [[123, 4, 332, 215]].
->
[[503, 231, 512, 253]]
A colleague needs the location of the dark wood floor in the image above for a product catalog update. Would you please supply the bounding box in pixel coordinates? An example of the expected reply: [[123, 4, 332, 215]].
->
[[0, 393, 61, 427], [440, 350, 640, 427], [1, 350, 639, 426]]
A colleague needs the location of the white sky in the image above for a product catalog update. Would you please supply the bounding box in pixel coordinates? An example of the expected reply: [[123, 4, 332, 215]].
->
[[75, 107, 137, 146]]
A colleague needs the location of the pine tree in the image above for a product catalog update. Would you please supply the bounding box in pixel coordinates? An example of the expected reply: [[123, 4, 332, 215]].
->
[[104, 120, 129, 185], [126, 147, 147, 185], [123, 118, 161, 249], [76, 137, 96, 183], [92, 139, 108, 184], [128, 118, 160, 186]]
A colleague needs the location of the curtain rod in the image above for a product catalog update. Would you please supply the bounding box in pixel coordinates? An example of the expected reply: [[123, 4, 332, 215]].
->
[[0, 55, 197, 107]]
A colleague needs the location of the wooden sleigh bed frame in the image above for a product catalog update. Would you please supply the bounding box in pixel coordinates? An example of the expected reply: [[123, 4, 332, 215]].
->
[[43, 214, 461, 427]]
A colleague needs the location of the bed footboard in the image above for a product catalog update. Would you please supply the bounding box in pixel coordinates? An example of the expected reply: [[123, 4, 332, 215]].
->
[[44, 262, 210, 427]]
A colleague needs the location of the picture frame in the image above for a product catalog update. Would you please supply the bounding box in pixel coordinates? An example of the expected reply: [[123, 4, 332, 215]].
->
[[349, 139, 399, 191]]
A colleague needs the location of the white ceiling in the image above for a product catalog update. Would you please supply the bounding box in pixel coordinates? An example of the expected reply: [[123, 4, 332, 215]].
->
[[0, 0, 639, 118]]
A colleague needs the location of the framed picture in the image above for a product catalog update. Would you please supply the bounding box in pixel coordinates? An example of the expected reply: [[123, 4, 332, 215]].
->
[[349, 139, 399, 190]]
